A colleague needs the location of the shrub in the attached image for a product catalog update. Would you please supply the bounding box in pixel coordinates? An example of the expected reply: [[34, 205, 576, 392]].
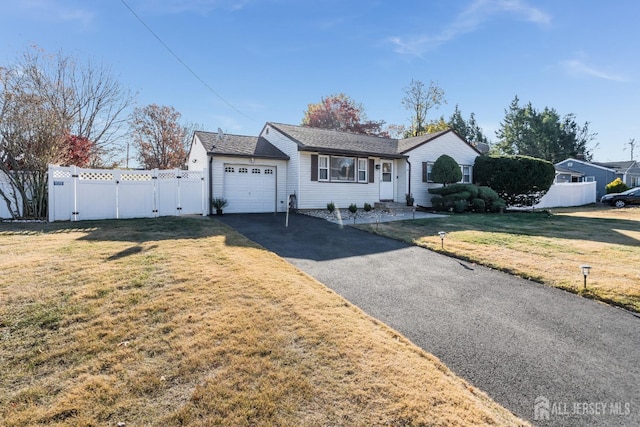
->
[[430, 195, 445, 210], [429, 183, 478, 199], [606, 178, 629, 194], [348, 203, 358, 214], [327, 201, 335, 213], [474, 155, 555, 206], [490, 199, 506, 213], [432, 155, 462, 186], [429, 183, 505, 213], [363, 202, 372, 212], [453, 199, 467, 213], [471, 198, 486, 212]]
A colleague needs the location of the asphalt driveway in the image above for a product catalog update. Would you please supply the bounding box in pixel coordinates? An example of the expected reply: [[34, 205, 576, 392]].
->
[[217, 213, 640, 426]]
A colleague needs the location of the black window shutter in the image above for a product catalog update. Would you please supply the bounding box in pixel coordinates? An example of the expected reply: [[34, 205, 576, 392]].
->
[[311, 155, 318, 181], [368, 159, 375, 183], [422, 162, 427, 182]]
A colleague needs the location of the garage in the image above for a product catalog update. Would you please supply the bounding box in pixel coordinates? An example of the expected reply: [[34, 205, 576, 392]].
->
[[223, 164, 276, 213]]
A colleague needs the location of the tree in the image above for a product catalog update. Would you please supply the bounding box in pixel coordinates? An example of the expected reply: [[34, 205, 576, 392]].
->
[[401, 79, 446, 137], [302, 93, 388, 136], [448, 104, 490, 146], [62, 135, 93, 167], [494, 96, 595, 163], [130, 104, 190, 169], [0, 47, 133, 219], [431, 154, 461, 186], [474, 155, 555, 206]]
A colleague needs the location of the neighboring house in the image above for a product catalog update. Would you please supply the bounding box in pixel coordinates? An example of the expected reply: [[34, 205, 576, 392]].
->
[[593, 161, 640, 188], [188, 122, 480, 214], [555, 158, 640, 200]]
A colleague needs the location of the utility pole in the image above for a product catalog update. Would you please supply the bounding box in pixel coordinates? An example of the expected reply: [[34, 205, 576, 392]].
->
[[625, 138, 636, 160]]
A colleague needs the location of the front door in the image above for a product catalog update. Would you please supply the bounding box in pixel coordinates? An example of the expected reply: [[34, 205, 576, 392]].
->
[[379, 160, 394, 201]]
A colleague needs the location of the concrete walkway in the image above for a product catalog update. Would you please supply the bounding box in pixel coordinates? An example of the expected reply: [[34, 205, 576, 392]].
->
[[217, 213, 640, 426]]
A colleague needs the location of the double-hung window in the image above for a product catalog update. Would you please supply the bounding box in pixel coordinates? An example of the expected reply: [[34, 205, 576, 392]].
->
[[357, 159, 368, 182], [461, 165, 472, 183], [422, 162, 434, 182], [318, 155, 329, 181]]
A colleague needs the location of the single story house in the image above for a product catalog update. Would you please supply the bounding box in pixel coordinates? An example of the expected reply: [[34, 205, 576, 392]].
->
[[555, 158, 640, 199], [188, 122, 481, 214]]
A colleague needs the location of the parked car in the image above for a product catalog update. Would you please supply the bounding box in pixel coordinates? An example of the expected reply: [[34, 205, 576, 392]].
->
[[600, 187, 640, 207]]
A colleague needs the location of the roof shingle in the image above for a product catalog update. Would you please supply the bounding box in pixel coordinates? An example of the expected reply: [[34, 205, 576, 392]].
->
[[195, 131, 289, 160]]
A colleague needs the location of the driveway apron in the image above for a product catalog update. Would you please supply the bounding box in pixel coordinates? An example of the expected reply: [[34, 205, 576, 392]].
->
[[217, 213, 640, 426]]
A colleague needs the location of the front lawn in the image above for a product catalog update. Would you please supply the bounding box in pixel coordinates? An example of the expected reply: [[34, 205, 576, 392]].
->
[[356, 205, 640, 312], [0, 217, 525, 426]]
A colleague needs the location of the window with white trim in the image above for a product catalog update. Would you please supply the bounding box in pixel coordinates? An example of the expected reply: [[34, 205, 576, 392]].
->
[[427, 163, 433, 182], [252, 168, 261, 174], [239, 167, 248, 173], [357, 158, 367, 182], [225, 166, 234, 173], [264, 169, 274, 175], [319, 155, 329, 181], [330, 156, 356, 181], [461, 165, 472, 183]]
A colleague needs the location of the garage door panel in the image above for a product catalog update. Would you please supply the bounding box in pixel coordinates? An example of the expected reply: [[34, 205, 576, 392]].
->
[[224, 165, 275, 213]]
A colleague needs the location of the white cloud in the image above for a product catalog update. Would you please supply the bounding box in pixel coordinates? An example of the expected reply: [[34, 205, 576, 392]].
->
[[15, 0, 95, 27], [561, 59, 628, 82], [389, 0, 551, 56]]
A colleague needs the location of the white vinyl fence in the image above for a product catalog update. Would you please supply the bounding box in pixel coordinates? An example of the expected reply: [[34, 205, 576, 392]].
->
[[0, 171, 22, 219], [533, 182, 597, 209], [48, 165, 207, 222]]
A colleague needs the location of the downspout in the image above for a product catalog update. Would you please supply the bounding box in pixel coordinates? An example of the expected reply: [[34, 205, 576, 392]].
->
[[208, 156, 213, 216], [405, 158, 411, 198]]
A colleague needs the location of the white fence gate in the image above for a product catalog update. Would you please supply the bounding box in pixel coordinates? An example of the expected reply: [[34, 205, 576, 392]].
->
[[48, 165, 207, 222], [534, 182, 597, 208]]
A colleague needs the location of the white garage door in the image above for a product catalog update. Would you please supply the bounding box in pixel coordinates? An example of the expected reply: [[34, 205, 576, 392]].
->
[[223, 165, 276, 213]]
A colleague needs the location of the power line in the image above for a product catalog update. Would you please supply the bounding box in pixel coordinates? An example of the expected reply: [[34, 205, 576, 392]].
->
[[119, 0, 251, 120]]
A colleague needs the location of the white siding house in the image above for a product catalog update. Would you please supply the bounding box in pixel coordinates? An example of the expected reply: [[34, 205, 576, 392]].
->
[[189, 122, 481, 213]]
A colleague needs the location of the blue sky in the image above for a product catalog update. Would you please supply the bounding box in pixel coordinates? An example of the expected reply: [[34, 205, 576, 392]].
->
[[1, 0, 638, 162]]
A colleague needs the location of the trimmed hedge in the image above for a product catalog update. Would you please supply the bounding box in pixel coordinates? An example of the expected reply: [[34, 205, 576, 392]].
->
[[429, 183, 505, 213], [474, 155, 555, 206]]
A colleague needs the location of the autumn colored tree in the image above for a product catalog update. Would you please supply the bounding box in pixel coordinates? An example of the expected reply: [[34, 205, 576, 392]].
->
[[0, 47, 133, 219], [130, 104, 189, 169], [401, 79, 446, 137], [302, 93, 388, 136], [62, 135, 93, 166]]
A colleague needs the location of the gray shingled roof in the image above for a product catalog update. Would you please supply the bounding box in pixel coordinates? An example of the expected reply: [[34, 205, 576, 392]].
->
[[268, 123, 479, 157], [195, 131, 289, 160], [593, 161, 637, 172], [268, 123, 405, 158]]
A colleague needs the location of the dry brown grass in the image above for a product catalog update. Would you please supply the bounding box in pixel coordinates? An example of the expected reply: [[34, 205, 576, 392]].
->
[[0, 217, 526, 426], [357, 205, 640, 312]]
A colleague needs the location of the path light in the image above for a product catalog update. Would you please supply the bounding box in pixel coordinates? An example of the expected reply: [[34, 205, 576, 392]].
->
[[580, 265, 592, 289], [438, 231, 446, 249]]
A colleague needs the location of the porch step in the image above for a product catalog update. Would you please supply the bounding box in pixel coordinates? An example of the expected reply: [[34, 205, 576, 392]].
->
[[374, 201, 416, 213]]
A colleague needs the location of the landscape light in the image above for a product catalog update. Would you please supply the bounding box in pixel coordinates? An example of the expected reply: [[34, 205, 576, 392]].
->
[[580, 265, 592, 289], [438, 231, 446, 249]]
